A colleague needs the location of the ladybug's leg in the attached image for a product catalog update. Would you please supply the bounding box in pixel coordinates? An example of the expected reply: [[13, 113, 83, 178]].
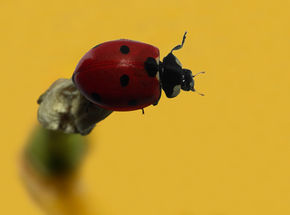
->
[[170, 32, 187, 53]]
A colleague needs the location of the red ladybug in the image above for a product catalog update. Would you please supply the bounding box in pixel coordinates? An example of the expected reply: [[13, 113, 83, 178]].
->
[[73, 32, 204, 112]]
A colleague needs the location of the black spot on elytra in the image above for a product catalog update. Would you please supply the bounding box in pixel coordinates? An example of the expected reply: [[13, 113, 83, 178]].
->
[[120, 45, 130, 54], [120, 74, 130, 87], [144, 57, 158, 77], [91, 93, 101, 102], [128, 99, 138, 106]]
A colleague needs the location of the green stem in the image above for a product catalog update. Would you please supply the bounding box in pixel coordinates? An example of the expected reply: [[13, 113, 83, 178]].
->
[[25, 126, 88, 177]]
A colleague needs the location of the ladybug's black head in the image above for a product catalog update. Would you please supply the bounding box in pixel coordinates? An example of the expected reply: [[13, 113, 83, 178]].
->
[[160, 32, 204, 98], [181, 69, 194, 91]]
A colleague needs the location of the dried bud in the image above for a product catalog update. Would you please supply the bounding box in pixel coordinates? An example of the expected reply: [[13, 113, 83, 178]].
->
[[37, 79, 112, 135]]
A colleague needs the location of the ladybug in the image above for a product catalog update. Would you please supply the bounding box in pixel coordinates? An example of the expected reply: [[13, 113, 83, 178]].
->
[[72, 32, 204, 112]]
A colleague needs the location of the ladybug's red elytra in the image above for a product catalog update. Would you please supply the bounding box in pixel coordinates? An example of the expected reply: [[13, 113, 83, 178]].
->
[[72, 32, 204, 112]]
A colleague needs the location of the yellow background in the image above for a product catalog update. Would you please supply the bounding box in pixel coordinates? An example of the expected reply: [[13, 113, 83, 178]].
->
[[1, 0, 290, 214]]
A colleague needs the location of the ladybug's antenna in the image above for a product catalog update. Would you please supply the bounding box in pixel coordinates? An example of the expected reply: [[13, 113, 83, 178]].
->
[[192, 71, 205, 96], [192, 71, 206, 77], [171, 32, 187, 53], [191, 89, 205, 96]]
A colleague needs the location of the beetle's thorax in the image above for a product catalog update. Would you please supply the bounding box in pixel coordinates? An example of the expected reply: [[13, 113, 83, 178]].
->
[[159, 53, 194, 98]]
